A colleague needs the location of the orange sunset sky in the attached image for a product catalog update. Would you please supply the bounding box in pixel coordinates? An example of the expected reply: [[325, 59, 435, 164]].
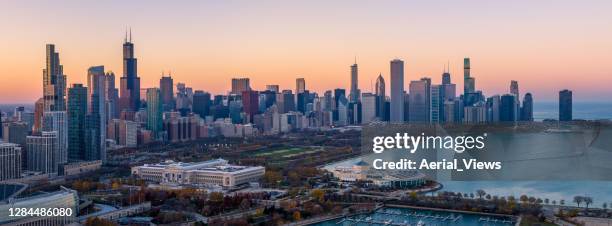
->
[[1, 0, 611, 103]]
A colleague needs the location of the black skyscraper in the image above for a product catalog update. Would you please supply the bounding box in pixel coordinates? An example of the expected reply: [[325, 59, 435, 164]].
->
[[119, 30, 141, 112], [559, 89, 572, 121], [193, 91, 211, 118], [520, 93, 533, 121]]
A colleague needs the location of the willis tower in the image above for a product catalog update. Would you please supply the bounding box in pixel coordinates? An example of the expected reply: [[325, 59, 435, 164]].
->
[[119, 29, 141, 112]]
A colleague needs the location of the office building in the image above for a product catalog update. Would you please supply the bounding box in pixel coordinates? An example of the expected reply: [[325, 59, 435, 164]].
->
[[266, 85, 279, 93], [242, 90, 259, 122], [349, 62, 360, 102], [192, 91, 211, 118], [361, 93, 377, 123], [375, 74, 386, 120], [430, 85, 441, 123], [119, 31, 141, 112], [521, 93, 533, 121], [464, 58, 475, 94], [146, 88, 163, 137], [67, 84, 88, 161], [87, 66, 107, 162], [0, 143, 22, 181], [27, 131, 58, 174], [390, 59, 404, 122], [33, 98, 44, 132], [231, 78, 251, 95], [160, 75, 175, 111], [559, 89, 573, 121], [500, 94, 517, 122], [2, 122, 28, 147], [107, 119, 138, 148], [296, 78, 306, 94], [408, 78, 431, 122], [105, 71, 119, 120]]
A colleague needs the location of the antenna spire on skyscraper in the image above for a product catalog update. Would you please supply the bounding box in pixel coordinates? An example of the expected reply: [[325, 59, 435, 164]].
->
[[129, 27, 132, 42]]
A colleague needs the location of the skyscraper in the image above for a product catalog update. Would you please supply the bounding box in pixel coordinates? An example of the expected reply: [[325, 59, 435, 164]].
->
[[486, 95, 501, 122], [160, 75, 175, 111], [146, 88, 163, 137], [521, 93, 533, 121], [242, 90, 260, 123], [67, 84, 87, 161], [349, 62, 360, 102], [296, 78, 306, 94], [408, 78, 431, 122], [27, 131, 58, 174], [0, 143, 22, 181], [33, 98, 44, 132], [375, 74, 386, 120], [87, 66, 107, 160], [43, 44, 67, 112], [361, 93, 377, 123], [390, 59, 404, 122], [192, 91, 211, 118], [105, 71, 119, 120], [559, 89, 572, 121], [464, 58, 475, 94], [296, 90, 310, 113], [430, 84, 440, 123], [42, 111, 68, 166], [500, 94, 517, 122], [231, 78, 251, 95], [510, 80, 519, 98], [279, 90, 295, 113], [266, 85, 279, 93], [119, 30, 141, 112]]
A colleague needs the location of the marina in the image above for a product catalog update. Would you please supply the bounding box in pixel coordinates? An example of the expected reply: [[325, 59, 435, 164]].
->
[[312, 207, 515, 226]]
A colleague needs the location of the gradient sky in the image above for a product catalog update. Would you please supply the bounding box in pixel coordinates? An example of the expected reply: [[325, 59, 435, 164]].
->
[[1, 0, 611, 103]]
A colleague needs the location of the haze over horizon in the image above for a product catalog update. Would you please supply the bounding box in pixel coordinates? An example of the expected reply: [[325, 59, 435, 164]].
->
[[1, 0, 611, 103]]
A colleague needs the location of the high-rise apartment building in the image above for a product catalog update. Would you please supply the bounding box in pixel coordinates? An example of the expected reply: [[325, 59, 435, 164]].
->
[[27, 131, 58, 174], [42, 111, 68, 166], [349, 62, 360, 102], [0, 143, 22, 181], [43, 44, 67, 112]]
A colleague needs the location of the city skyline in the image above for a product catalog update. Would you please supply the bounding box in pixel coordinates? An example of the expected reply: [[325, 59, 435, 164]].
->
[[1, 1, 612, 103]]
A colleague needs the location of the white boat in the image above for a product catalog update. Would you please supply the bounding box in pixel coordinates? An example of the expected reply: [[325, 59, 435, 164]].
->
[[417, 220, 425, 226]]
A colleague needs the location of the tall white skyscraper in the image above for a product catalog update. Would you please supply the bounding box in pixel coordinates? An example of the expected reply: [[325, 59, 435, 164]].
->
[[42, 111, 68, 165], [390, 59, 404, 122]]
